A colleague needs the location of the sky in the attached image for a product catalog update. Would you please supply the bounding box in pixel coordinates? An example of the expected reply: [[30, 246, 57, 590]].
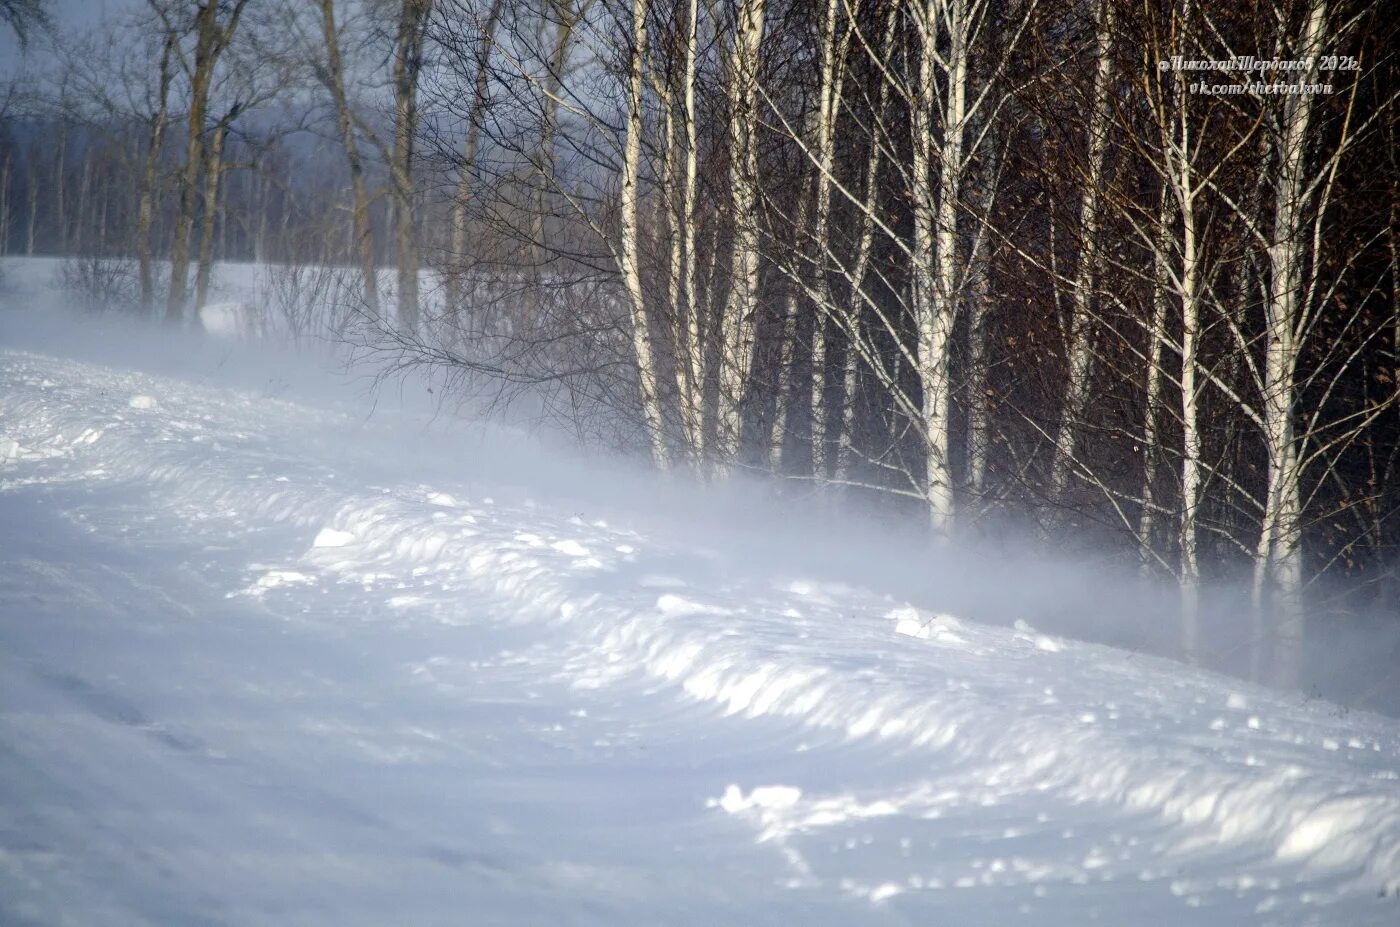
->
[[0, 0, 128, 78]]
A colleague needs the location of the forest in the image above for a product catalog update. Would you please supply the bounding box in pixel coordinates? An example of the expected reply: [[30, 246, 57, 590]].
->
[[1, 0, 1397, 687]]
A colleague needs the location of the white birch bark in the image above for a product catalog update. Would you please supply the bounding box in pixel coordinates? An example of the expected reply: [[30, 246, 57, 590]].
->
[[717, 0, 767, 463], [193, 111, 231, 316], [678, 0, 705, 462], [1048, 0, 1113, 506], [136, 28, 175, 316], [769, 189, 810, 472], [446, 0, 503, 311], [807, 0, 849, 479], [654, 3, 704, 467], [1255, 0, 1329, 685], [165, 2, 240, 324], [1136, 192, 1172, 574], [319, 0, 380, 315], [911, 0, 964, 534], [622, 0, 670, 468], [391, 0, 431, 334]]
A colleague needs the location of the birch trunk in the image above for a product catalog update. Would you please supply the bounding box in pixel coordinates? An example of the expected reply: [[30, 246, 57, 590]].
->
[[74, 153, 91, 255], [769, 187, 810, 471], [193, 115, 230, 318], [318, 0, 380, 315], [1175, 123, 1203, 661], [622, 0, 670, 468], [166, 3, 224, 324], [1136, 193, 1172, 574], [964, 125, 1001, 500], [529, 0, 588, 293], [391, 0, 431, 333], [25, 168, 36, 255], [718, 0, 767, 463], [807, 0, 848, 479], [834, 114, 886, 485], [1048, 0, 1113, 505], [446, 0, 503, 312], [54, 123, 67, 254], [911, 0, 963, 534], [678, 0, 704, 462], [1255, 0, 1328, 686]]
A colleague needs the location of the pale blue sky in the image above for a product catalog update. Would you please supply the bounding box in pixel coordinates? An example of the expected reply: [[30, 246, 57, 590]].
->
[[1, 0, 131, 78]]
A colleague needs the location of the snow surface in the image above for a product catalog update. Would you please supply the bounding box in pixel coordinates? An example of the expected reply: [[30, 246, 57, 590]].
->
[[2, 309, 1400, 925]]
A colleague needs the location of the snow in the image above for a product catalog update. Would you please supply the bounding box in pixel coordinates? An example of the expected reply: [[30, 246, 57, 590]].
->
[[2, 303, 1400, 924], [312, 527, 357, 548]]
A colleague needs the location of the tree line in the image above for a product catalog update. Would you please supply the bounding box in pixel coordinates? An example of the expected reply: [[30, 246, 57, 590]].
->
[[1, 0, 1396, 684]]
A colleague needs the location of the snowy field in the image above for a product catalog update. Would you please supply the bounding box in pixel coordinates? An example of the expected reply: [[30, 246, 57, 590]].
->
[[2, 277, 1400, 924]]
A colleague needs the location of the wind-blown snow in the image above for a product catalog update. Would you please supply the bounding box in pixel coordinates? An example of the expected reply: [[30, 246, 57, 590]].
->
[[2, 315, 1400, 925]]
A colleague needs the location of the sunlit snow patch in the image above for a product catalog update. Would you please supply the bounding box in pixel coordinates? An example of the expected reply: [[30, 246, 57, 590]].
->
[[551, 539, 591, 558], [888, 605, 965, 643], [313, 527, 355, 548], [239, 569, 314, 597], [712, 784, 803, 815]]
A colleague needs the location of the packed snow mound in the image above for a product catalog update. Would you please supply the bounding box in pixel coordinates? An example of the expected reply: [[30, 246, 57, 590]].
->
[[3, 340, 1400, 925]]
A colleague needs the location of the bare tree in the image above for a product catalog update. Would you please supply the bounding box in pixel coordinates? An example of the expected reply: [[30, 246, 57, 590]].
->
[[317, 0, 382, 314], [391, 0, 432, 332], [0, 0, 49, 48], [154, 0, 250, 326]]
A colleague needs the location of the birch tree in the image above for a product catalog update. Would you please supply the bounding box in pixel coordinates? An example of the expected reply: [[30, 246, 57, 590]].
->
[[717, 0, 766, 464], [1047, 0, 1114, 508], [445, 0, 503, 311], [316, 0, 381, 314], [135, 27, 176, 315], [156, 0, 250, 326], [621, 0, 669, 466], [391, 0, 432, 333]]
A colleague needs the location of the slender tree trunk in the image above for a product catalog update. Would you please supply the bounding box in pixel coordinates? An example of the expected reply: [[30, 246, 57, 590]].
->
[[446, 0, 503, 312], [658, 0, 706, 465], [718, 0, 767, 463], [679, 0, 704, 462], [318, 0, 380, 315], [834, 110, 886, 486], [167, 1, 241, 325], [137, 29, 176, 315], [806, 0, 848, 480], [73, 153, 92, 256], [25, 166, 36, 255], [53, 123, 68, 255], [912, 0, 963, 535], [0, 154, 10, 257], [963, 122, 1001, 501], [1255, 0, 1328, 686], [194, 116, 230, 318], [770, 185, 811, 471], [528, 0, 587, 303], [622, 0, 669, 468], [1175, 121, 1203, 662], [1048, 0, 1114, 505], [1137, 192, 1172, 574], [654, 60, 703, 469], [97, 160, 110, 255], [391, 0, 431, 333], [253, 170, 268, 264]]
